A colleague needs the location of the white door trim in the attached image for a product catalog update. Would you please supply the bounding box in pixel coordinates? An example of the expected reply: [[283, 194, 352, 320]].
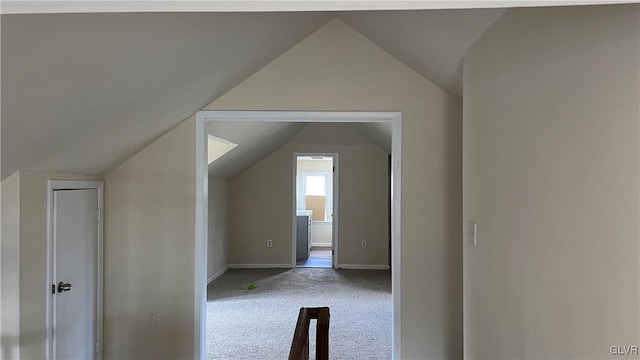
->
[[46, 180, 104, 360], [293, 153, 339, 268], [195, 110, 402, 360]]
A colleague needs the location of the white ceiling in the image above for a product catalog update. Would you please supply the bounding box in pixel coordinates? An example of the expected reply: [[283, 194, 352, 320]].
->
[[2, 1, 634, 14]]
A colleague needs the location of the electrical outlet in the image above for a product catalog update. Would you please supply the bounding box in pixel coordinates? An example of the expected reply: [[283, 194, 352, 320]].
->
[[361, 241, 367, 248], [267, 239, 272, 247], [148, 309, 157, 325], [467, 221, 477, 246]]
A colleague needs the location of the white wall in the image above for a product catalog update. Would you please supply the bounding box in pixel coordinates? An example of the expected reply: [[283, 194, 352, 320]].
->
[[104, 118, 196, 359], [297, 159, 333, 171], [311, 223, 332, 247], [208, 176, 229, 281], [1, 172, 21, 360], [206, 19, 462, 358], [463, 5, 640, 359]]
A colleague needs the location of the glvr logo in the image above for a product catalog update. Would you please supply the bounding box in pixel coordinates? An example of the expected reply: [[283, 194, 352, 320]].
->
[[610, 346, 639, 356]]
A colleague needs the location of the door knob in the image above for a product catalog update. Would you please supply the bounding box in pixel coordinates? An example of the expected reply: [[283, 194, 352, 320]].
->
[[57, 281, 72, 293]]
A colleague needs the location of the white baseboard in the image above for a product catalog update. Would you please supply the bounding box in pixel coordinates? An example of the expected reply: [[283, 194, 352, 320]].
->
[[228, 264, 294, 269], [311, 244, 332, 249], [207, 265, 229, 284], [338, 264, 390, 270]]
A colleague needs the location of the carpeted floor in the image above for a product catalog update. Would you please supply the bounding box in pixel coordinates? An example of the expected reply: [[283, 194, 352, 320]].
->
[[206, 268, 391, 360]]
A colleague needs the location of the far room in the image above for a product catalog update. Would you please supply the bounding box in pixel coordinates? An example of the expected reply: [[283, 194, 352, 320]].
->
[[203, 117, 396, 359]]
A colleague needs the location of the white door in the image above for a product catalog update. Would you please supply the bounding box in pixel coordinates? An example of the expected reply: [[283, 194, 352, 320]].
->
[[53, 189, 99, 359]]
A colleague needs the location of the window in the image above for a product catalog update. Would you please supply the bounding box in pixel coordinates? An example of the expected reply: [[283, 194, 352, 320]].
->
[[298, 171, 332, 222], [207, 135, 237, 164], [305, 176, 326, 196]]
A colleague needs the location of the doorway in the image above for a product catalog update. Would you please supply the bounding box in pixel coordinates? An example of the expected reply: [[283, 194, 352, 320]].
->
[[46, 180, 104, 360], [294, 154, 337, 268], [195, 111, 402, 359]]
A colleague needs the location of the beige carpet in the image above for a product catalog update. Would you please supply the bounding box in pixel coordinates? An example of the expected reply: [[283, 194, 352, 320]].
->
[[206, 268, 391, 359]]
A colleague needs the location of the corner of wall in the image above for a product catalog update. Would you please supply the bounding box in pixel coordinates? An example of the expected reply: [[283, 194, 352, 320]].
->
[[1, 171, 21, 359], [208, 175, 230, 281]]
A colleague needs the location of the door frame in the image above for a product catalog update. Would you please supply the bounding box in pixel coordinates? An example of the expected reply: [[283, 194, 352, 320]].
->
[[195, 110, 402, 359], [46, 180, 104, 360], [293, 153, 339, 268]]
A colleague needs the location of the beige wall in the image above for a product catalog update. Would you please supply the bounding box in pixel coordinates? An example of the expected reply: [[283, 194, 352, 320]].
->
[[229, 142, 389, 266], [207, 19, 462, 358], [103, 118, 196, 359], [226, 144, 290, 265], [463, 5, 640, 359], [208, 176, 229, 280], [1, 171, 20, 359], [290, 122, 374, 146]]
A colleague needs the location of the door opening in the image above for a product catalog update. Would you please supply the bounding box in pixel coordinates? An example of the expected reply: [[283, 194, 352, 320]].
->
[[195, 111, 402, 359], [293, 154, 337, 268]]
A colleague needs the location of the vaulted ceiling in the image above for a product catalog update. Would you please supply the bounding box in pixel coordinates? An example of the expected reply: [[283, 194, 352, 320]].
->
[[207, 121, 393, 179], [338, 9, 505, 96], [207, 121, 306, 179], [3, 8, 504, 179], [0, 12, 333, 179]]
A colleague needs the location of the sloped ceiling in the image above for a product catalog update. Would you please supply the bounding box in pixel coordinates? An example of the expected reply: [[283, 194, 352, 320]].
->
[[1, 9, 503, 180], [207, 122, 305, 178], [208, 122, 392, 179], [339, 9, 506, 97], [0, 12, 333, 179]]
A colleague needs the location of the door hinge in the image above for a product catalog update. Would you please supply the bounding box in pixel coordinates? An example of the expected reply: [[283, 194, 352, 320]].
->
[[96, 340, 99, 354], [96, 208, 101, 222]]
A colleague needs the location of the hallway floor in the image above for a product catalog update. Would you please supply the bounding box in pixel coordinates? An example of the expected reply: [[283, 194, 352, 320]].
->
[[296, 249, 332, 268]]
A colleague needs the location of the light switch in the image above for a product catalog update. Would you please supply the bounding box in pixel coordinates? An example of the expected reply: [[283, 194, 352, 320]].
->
[[467, 221, 477, 246]]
